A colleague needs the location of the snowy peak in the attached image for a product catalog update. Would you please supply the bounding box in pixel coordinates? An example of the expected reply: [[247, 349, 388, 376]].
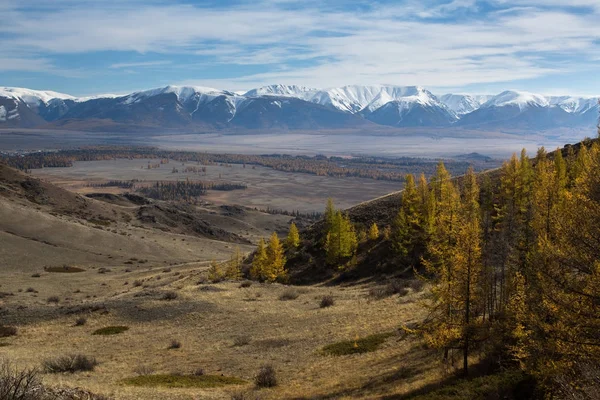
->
[[481, 90, 549, 110], [548, 96, 599, 114], [363, 86, 438, 112], [121, 85, 234, 105], [0, 87, 75, 108], [439, 94, 492, 115], [306, 85, 441, 114], [244, 84, 316, 98]]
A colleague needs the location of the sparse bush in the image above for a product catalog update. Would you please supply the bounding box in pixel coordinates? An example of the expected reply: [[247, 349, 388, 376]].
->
[[255, 365, 277, 388], [231, 392, 260, 400], [239, 281, 252, 288], [161, 291, 178, 301], [47, 296, 59, 304], [0, 326, 17, 338], [410, 279, 425, 292], [192, 368, 204, 376], [320, 295, 335, 308], [132, 280, 143, 287], [74, 317, 87, 327], [162, 268, 172, 273], [369, 281, 409, 299], [31, 273, 41, 278], [279, 288, 299, 301], [92, 326, 128, 335], [25, 287, 36, 293], [199, 285, 225, 292], [97, 268, 111, 274], [168, 340, 181, 349], [133, 365, 155, 376], [0, 359, 40, 400], [233, 335, 251, 347], [42, 354, 98, 373]]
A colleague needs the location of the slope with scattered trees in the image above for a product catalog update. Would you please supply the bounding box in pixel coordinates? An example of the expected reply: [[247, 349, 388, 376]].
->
[[278, 136, 599, 398]]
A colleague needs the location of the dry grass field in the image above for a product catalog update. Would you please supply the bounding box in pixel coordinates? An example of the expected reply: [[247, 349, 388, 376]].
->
[[0, 162, 448, 399], [31, 159, 402, 213], [0, 261, 441, 400]]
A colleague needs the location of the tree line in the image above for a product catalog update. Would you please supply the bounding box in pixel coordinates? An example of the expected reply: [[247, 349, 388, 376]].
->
[[2, 147, 490, 183], [387, 139, 600, 397], [136, 180, 247, 202]]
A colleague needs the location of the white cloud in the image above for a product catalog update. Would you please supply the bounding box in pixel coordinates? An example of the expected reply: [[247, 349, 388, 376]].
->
[[109, 60, 172, 69], [1, 1, 599, 91]]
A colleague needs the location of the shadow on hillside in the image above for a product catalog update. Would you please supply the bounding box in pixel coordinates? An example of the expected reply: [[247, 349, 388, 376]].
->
[[290, 344, 440, 400]]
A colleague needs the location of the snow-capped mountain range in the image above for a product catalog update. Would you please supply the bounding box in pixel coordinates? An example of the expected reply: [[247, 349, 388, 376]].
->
[[0, 85, 597, 132]]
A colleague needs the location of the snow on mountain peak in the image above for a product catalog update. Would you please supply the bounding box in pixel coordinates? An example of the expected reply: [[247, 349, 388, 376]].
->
[[439, 94, 492, 115], [482, 90, 549, 110], [548, 96, 599, 114], [0, 87, 75, 108], [244, 85, 316, 97]]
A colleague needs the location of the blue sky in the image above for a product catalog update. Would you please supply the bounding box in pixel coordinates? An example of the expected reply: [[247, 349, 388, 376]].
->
[[1, 0, 599, 97]]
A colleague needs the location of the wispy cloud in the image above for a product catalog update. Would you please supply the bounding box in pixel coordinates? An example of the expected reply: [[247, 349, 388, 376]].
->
[[109, 60, 172, 69], [1, 0, 599, 93]]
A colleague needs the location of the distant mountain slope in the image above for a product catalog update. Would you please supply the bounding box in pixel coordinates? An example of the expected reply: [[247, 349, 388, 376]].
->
[[230, 96, 370, 129], [0, 85, 597, 132], [362, 99, 457, 127], [456, 90, 583, 129]]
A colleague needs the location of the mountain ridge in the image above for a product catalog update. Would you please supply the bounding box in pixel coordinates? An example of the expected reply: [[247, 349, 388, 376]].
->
[[0, 85, 597, 132]]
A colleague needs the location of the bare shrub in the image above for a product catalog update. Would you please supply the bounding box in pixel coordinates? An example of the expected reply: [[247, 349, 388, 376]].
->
[[192, 368, 204, 376], [132, 280, 143, 287], [25, 288, 36, 293], [133, 365, 155, 376], [279, 288, 299, 301], [168, 339, 181, 349], [0, 359, 41, 400], [42, 354, 98, 373], [31, 273, 41, 278], [74, 317, 87, 327], [231, 392, 261, 400], [0, 326, 17, 338], [239, 281, 253, 288], [161, 291, 178, 301], [369, 280, 409, 299], [47, 296, 59, 304], [255, 365, 277, 388], [409, 279, 425, 292], [233, 335, 251, 347], [319, 295, 335, 308]]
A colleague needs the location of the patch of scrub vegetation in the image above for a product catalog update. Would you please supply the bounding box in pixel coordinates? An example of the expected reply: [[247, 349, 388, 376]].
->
[[92, 326, 129, 335], [322, 332, 394, 356], [42, 354, 98, 373], [407, 370, 537, 400], [44, 265, 85, 273], [121, 374, 246, 388], [0, 326, 17, 338], [87, 218, 112, 226]]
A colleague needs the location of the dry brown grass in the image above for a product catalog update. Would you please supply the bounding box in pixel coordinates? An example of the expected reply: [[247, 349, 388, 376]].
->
[[0, 257, 443, 400]]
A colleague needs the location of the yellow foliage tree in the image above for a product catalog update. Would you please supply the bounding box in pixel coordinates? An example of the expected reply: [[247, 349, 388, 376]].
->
[[286, 222, 300, 248], [368, 223, 379, 240], [250, 238, 268, 281], [207, 259, 224, 282], [266, 232, 287, 282], [225, 247, 243, 280]]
